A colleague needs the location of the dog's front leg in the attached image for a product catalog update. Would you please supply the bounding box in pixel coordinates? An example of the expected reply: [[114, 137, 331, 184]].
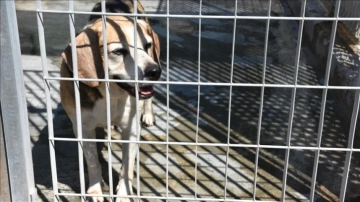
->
[[81, 129, 103, 202], [141, 97, 155, 127], [116, 120, 139, 202]]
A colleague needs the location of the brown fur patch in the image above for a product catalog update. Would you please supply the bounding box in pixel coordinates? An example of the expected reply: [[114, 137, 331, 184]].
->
[[60, 60, 103, 109], [62, 28, 104, 87]]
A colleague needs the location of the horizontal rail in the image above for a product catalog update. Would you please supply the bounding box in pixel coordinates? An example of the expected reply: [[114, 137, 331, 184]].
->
[[44, 76, 360, 89], [48, 137, 360, 152], [54, 192, 282, 202], [35, 9, 360, 21]]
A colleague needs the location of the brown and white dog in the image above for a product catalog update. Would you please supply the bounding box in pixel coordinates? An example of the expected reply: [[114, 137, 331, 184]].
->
[[60, 0, 161, 201]]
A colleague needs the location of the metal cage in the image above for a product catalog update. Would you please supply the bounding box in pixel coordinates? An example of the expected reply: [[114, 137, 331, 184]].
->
[[2, 0, 360, 201]]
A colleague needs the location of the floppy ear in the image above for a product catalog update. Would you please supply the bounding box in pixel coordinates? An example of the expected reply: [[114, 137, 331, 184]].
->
[[61, 28, 104, 87], [149, 28, 161, 67]]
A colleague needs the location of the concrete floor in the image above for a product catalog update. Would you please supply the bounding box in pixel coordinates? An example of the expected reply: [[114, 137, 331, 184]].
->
[[16, 0, 359, 201]]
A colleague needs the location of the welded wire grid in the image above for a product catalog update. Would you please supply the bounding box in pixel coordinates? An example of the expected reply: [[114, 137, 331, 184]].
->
[[34, 0, 360, 201]]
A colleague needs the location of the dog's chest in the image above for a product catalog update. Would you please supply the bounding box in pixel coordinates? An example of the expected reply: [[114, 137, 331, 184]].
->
[[90, 93, 143, 128], [91, 97, 127, 125]]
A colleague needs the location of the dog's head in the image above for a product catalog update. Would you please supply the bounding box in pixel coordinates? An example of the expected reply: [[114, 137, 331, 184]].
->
[[62, 16, 161, 99]]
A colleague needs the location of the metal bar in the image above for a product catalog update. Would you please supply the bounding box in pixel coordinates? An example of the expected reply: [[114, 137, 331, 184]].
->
[[281, 1, 307, 200], [43, 77, 360, 89], [34, 10, 360, 21], [194, 0, 203, 198], [0, 1, 37, 201], [254, 0, 272, 199], [165, 0, 170, 199], [100, 0, 114, 198], [339, 3, 359, 200], [68, 0, 86, 200], [339, 92, 360, 201], [35, 0, 59, 200], [47, 137, 360, 152], [53, 191, 291, 202], [224, 0, 239, 200], [133, 0, 141, 199], [310, 1, 342, 201]]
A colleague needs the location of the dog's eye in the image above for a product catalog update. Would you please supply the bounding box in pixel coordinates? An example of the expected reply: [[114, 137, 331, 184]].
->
[[144, 43, 152, 52], [112, 48, 127, 56]]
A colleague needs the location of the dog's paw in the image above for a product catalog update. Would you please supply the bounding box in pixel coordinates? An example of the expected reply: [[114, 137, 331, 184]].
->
[[87, 183, 104, 202], [141, 112, 155, 127], [115, 183, 135, 202]]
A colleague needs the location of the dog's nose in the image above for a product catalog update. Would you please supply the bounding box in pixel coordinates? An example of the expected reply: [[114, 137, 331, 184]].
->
[[144, 64, 161, 81]]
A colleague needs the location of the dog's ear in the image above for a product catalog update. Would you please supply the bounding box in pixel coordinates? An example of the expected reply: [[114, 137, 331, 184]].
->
[[148, 27, 161, 67], [62, 28, 104, 87]]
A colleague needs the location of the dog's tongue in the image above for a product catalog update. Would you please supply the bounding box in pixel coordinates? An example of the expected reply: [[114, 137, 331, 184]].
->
[[139, 86, 153, 96]]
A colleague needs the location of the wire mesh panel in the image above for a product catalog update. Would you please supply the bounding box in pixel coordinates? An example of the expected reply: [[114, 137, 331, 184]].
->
[[28, 0, 360, 201]]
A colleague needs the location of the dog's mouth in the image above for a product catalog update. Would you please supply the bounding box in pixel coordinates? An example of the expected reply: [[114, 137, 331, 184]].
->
[[114, 77, 153, 99]]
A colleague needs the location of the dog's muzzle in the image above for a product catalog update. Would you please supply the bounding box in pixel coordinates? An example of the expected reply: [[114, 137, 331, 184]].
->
[[114, 65, 161, 99]]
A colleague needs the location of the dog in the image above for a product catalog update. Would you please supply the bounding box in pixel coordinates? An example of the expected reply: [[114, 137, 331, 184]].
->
[[60, 0, 161, 201]]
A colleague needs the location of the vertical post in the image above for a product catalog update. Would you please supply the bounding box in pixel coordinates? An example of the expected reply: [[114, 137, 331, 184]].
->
[[0, 0, 37, 201], [254, 0, 272, 199]]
